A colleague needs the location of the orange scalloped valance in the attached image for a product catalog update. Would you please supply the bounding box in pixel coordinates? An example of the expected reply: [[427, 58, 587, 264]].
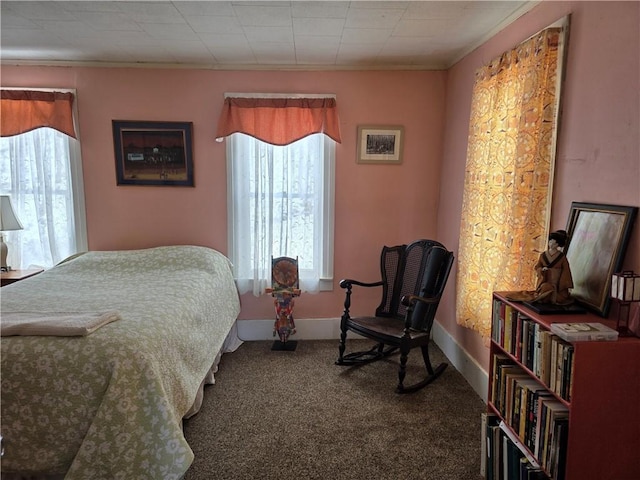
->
[[1, 90, 76, 139], [215, 96, 341, 146]]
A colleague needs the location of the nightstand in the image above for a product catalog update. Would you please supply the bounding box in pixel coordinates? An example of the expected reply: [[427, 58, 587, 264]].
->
[[1, 268, 44, 287]]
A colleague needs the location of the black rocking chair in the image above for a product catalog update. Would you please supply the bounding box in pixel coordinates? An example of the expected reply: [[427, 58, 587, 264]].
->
[[336, 239, 454, 393]]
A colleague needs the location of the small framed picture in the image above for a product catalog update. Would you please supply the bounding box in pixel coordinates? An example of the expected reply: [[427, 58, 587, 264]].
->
[[356, 125, 404, 164], [112, 120, 194, 186]]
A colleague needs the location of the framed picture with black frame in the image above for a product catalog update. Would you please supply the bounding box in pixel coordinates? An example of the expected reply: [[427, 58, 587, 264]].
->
[[112, 120, 194, 186], [564, 202, 638, 317]]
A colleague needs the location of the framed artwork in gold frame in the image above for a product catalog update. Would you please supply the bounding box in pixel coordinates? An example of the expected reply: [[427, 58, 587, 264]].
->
[[565, 202, 637, 316]]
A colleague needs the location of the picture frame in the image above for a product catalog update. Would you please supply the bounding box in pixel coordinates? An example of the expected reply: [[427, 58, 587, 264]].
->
[[112, 120, 194, 186], [564, 202, 638, 317], [356, 125, 404, 164]]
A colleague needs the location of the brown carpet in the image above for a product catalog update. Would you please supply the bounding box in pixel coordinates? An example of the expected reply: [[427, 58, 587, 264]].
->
[[183, 339, 485, 480]]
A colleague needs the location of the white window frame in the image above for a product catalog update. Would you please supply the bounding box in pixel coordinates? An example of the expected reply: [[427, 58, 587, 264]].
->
[[226, 133, 335, 294], [1, 87, 87, 268]]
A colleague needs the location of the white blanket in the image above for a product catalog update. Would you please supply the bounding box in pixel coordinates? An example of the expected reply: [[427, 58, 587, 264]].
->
[[1, 311, 121, 336]]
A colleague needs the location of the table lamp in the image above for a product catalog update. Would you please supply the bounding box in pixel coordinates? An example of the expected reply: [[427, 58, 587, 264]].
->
[[0, 195, 24, 271], [611, 270, 640, 336]]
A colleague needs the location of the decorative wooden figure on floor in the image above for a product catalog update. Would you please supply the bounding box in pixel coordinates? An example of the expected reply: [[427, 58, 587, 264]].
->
[[266, 256, 301, 351]]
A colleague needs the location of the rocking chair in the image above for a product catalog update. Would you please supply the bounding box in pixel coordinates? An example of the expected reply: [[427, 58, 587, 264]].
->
[[336, 239, 454, 393]]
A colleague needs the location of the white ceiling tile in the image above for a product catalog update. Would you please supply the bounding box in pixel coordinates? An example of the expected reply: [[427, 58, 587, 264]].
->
[[292, 2, 349, 18], [140, 23, 199, 41], [295, 36, 341, 50], [345, 7, 404, 29], [341, 28, 393, 44], [337, 42, 383, 58], [232, 5, 292, 27], [382, 37, 434, 55], [293, 18, 345, 37], [252, 50, 296, 65], [158, 40, 211, 55], [1, 28, 70, 48], [115, 2, 184, 24], [0, 1, 535, 69], [295, 38, 341, 63], [185, 16, 244, 35], [57, 1, 123, 14], [404, 1, 469, 19], [244, 26, 293, 44], [71, 12, 142, 31], [4, 1, 73, 21], [0, 9, 41, 29], [208, 49, 257, 65], [173, 1, 236, 16], [93, 30, 164, 46], [349, 2, 409, 10], [198, 33, 251, 49], [393, 18, 450, 37], [36, 20, 99, 37]]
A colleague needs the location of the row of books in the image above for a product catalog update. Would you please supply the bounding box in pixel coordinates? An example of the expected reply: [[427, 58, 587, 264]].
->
[[491, 299, 574, 402], [482, 413, 546, 480], [490, 357, 570, 479]]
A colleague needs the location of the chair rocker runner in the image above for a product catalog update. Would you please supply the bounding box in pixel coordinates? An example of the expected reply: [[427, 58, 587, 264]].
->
[[336, 239, 454, 393]]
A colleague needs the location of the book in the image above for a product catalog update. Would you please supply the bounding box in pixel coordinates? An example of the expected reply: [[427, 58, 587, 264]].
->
[[504, 304, 513, 351], [491, 354, 515, 413], [481, 412, 499, 478], [504, 370, 529, 425], [550, 322, 619, 342], [539, 331, 554, 386], [532, 323, 541, 377], [504, 434, 524, 480], [499, 420, 540, 468], [481, 413, 489, 477]]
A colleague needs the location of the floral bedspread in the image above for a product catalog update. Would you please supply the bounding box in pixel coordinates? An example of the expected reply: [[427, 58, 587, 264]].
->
[[1, 246, 241, 479]]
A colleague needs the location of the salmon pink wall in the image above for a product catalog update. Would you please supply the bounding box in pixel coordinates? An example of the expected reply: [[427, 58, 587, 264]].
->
[[0, 67, 447, 321], [3, 1, 637, 374], [438, 1, 640, 367]]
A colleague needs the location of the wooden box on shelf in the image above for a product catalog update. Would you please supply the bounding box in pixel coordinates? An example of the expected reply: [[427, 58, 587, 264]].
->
[[484, 292, 640, 480]]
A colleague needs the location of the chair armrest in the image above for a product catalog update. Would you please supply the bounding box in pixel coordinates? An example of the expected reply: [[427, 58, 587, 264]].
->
[[401, 294, 440, 307], [401, 294, 442, 332], [339, 279, 384, 289]]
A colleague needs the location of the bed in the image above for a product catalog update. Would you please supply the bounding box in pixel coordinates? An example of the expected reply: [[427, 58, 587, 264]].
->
[[0, 245, 242, 479]]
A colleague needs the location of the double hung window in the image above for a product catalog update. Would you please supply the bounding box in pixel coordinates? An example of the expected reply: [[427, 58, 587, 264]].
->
[[218, 94, 340, 296], [0, 89, 87, 269], [227, 132, 335, 296]]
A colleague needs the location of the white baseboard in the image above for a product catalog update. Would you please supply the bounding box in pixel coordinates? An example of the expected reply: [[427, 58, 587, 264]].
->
[[237, 317, 488, 402], [432, 321, 488, 402]]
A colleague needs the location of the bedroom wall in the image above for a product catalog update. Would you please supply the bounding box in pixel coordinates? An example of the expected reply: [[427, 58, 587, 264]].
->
[[2, 1, 637, 381], [0, 66, 447, 322], [437, 0, 640, 370]]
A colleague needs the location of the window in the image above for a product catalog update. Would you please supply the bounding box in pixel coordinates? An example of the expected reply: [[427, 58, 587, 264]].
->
[[456, 24, 567, 337], [0, 126, 87, 269], [227, 132, 335, 296]]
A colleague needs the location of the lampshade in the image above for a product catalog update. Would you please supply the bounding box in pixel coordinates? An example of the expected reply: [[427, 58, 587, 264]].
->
[[0, 195, 23, 231], [611, 271, 640, 302]]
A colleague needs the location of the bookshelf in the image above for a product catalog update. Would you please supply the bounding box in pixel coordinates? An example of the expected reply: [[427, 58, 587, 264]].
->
[[485, 292, 640, 480]]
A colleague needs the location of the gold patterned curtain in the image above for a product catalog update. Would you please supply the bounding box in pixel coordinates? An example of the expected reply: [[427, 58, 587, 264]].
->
[[456, 27, 564, 337]]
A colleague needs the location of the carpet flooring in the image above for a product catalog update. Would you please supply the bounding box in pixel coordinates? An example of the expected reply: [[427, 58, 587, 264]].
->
[[183, 339, 486, 480]]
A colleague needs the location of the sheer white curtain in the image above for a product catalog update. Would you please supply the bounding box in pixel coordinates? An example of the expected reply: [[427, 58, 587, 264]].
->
[[227, 132, 335, 296], [0, 127, 87, 269]]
